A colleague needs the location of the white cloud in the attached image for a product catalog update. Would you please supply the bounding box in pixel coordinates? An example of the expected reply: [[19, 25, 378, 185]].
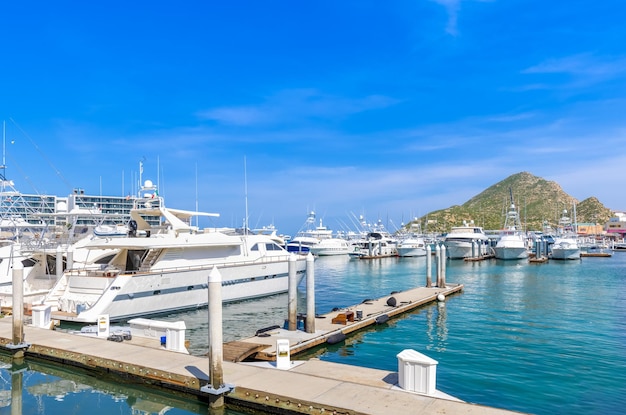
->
[[522, 53, 626, 88], [196, 89, 400, 126]]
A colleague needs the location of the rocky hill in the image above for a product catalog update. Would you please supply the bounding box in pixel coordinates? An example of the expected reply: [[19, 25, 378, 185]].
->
[[413, 172, 613, 233]]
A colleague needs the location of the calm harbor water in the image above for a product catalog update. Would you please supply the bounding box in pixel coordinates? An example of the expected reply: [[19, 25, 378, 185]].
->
[[3, 253, 625, 414]]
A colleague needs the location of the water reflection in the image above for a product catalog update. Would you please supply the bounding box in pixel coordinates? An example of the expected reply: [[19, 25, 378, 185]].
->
[[425, 302, 448, 352], [0, 353, 234, 415]]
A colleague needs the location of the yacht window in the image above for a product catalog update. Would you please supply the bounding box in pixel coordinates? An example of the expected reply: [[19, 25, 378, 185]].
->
[[95, 254, 116, 265], [251, 243, 259, 251], [266, 243, 282, 251], [22, 258, 37, 268]]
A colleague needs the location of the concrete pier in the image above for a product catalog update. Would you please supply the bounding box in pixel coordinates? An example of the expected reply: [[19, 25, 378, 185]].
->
[[0, 283, 524, 415]]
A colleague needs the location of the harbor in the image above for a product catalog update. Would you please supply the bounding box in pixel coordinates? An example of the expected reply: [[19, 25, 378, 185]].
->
[[2, 252, 625, 414]]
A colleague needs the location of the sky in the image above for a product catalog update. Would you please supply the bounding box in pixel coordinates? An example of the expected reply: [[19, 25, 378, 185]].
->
[[1, 1, 625, 235]]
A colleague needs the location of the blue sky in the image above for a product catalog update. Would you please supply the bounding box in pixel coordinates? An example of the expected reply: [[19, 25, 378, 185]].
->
[[2, 1, 625, 235]]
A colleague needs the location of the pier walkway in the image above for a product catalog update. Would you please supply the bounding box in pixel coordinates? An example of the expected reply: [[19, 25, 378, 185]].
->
[[0, 284, 525, 415]]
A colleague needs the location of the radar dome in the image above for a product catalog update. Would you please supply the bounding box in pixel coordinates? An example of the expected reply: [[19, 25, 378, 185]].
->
[[144, 180, 153, 188]]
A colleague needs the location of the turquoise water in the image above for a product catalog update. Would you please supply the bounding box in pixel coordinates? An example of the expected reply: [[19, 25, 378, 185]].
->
[[5, 253, 626, 414], [0, 354, 238, 415], [297, 254, 626, 415]]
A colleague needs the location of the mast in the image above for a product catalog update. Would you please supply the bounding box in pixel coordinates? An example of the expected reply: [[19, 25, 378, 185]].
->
[[244, 156, 249, 235], [1, 120, 6, 180]]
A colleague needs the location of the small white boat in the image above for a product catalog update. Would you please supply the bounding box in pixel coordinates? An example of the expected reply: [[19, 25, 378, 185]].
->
[[397, 236, 427, 257], [93, 223, 129, 238]]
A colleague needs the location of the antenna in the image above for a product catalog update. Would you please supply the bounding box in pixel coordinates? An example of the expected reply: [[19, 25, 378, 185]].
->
[[244, 156, 249, 235], [1, 120, 5, 173]]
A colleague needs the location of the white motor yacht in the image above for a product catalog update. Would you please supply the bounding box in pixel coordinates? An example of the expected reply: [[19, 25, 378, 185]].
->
[[42, 181, 308, 323], [309, 237, 351, 256], [397, 235, 427, 257], [443, 221, 491, 259], [551, 208, 580, 260], [493, 190, 529, 260]]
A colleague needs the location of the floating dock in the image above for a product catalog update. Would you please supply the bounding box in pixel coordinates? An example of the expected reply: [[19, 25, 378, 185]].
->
[[580, 252, 612, 257], [0, 284, 524, 415], [225, 284, 463, 362]]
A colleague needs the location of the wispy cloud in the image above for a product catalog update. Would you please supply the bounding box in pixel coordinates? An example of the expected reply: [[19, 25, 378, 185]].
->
[[196, 89, 400, 126], [431, 0, 460, 36], [522, 53, 626, 88]]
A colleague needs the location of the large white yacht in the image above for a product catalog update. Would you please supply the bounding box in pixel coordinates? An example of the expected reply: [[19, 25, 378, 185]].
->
[[286, 211, 332, 254], [493, 191, 529, 260], [550, 208, 581, 260], [443, 221, 491, 259], [42, 181, 308, 323]]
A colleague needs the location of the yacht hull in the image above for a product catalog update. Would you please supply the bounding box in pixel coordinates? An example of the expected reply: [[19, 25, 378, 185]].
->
[[49, 257, 307, 323], [493, 247, 529, 260]]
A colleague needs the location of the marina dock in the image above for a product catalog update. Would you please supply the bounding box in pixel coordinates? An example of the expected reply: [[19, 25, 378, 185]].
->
[[0, 283, 524, 415], [225, 284, 464, 361]]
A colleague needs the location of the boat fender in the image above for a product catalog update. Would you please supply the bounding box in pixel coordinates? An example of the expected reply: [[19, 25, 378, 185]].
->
[[386, 296, 397, 307], [255, 325, 281, 336], [375, 314, 389, 325], [107, 334, 124, 342], [326, 332, 346, 345]]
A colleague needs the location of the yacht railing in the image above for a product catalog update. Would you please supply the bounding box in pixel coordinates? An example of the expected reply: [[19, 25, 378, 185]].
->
[[65, 253, 305, 277]]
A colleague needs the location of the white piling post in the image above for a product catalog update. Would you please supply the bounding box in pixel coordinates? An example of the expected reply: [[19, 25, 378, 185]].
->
[[208, 266, 224, 406], [11, 261, 24, 348], [288, 254, 297, 331], [435, 244, 441, 287], [56, 245, 64, 279], [305, 253, 315, 333], [66, 245, 74, 271], [426, 245, 432, 288], [440, 245, 446, 288]]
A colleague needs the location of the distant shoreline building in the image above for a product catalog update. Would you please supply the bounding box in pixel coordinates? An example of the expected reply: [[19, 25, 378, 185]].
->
[[604, 212, 626, 238]]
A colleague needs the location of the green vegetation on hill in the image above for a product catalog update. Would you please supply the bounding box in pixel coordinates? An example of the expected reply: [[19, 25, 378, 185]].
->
[[413, 172, 613, 233]]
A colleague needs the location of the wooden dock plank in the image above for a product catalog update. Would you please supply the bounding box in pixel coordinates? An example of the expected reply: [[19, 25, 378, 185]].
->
[[223, 341, 268, 362]]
